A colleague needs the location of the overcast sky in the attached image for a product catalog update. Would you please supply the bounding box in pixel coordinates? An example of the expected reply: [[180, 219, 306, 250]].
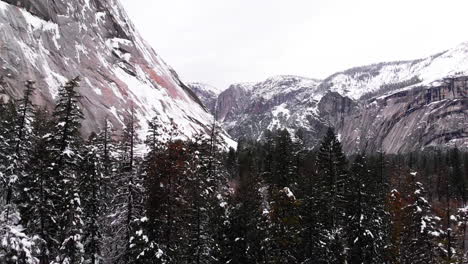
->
[[120, 0, 468, 89]]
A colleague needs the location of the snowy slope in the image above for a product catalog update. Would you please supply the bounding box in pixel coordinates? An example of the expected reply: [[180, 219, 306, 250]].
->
[[321, 42, 468, 99], [0, 0, 232, 145]]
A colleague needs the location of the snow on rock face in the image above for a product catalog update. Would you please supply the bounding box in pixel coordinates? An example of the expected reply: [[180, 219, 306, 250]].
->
[[320, 42, 468, 100], [0, 0, 227, 143], [208, 75, 323, 142], [338, 77, 468, 153]]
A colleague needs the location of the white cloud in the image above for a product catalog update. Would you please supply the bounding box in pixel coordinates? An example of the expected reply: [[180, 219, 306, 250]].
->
[[121, 0, 468, 89]]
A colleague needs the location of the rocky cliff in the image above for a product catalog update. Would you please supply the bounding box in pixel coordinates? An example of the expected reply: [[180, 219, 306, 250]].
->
[[0, 0, 226, 142], [339, 77, 467, 153]]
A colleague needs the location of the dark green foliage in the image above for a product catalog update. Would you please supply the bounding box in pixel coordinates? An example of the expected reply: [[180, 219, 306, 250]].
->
[[315, 127, 348, 230], [401, 179, 441, 264], [346, 154, 386, 263], [226, 148, 267, 264]]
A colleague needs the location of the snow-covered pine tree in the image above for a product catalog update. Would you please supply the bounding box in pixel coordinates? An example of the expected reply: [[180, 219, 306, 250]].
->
[[456, 206, 468, 262], [145, 115, 163, 155], [387, 188, 405, 263], [261, 130, 275, 181], [0, 101, 17, 205], [313, 127, 348, 263], [94, 119, 117, 210], [17, 108, 56, 263], [50, 77, 85, 264], [181, 133, 216, 263], [143, 124, 187, 262], [259, 129, 301, 263], [183, 123, 230, 264], [272, 129, 296, 187], [55, 192, 84, 264], [5, 81, 35, 207], [292, 128, 307, 179], [225, 147, 267, 263], [0, 82, 38, 264], [0, 203, 38, 264], [79, 132, 112, 264], [439, 149, 463, 263], [207, 185, 231, 264], [401, 176, 442, 263], [112, 106, 145, 264], [86, 118, 119, 263], [316, 127, 348, 228], [266, 185, 301, 263], [298, 161, 328, 263], [126, 114, 165, 264], [346, 154, 386, 264]]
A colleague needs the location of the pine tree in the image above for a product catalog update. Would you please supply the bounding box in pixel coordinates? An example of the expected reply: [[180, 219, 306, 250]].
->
[[225, 147, 266, 264], [266, 185, 301, 263], [313, 127, 348, 263], [183, 133, 218, 263], [79, 133, 111, 264], [272, 129, 295, 187], [94, 119, 116, 210], [0, 204, 38, 264], [298, 168, 328, 263], [50, 77, 85, 264], [18, 108, 56, 263], [225, 147, 237, 179], [261, 130, 275, 181], [387, 189, 405, 263], [401, 175, 442, 263], [5, 81, 35, 207], [0, 81, 39, 264], [346, 154, 386, 264], [144, 139, 186, 262], [55, 192, 84, 264], [315, 127, 348, 230], [258, 129, 302, 263], [112, 107, 145, 263], [0, 101, 17, 207]]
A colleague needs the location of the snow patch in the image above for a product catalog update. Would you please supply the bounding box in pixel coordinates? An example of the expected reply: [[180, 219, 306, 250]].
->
[[0, 1, 8, 13], [272, 103, 290, 118], [282, 187, 296, 200]]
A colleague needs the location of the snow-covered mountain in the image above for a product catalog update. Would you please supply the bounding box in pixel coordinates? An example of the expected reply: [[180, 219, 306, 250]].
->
[[0, 0, 232, 144], [216, 75, 324, 142], [194, 44, 468, 153], [320, 42, 468, 99]]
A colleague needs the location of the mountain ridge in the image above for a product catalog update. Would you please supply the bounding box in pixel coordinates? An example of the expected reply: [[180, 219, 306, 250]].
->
[[193, 43, 468, 153]]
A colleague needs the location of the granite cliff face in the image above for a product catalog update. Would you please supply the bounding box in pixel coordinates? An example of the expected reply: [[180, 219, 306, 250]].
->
[[0, 0, 224, 141], [195, 44, 468, 153], [339, 77, 467, 153]]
